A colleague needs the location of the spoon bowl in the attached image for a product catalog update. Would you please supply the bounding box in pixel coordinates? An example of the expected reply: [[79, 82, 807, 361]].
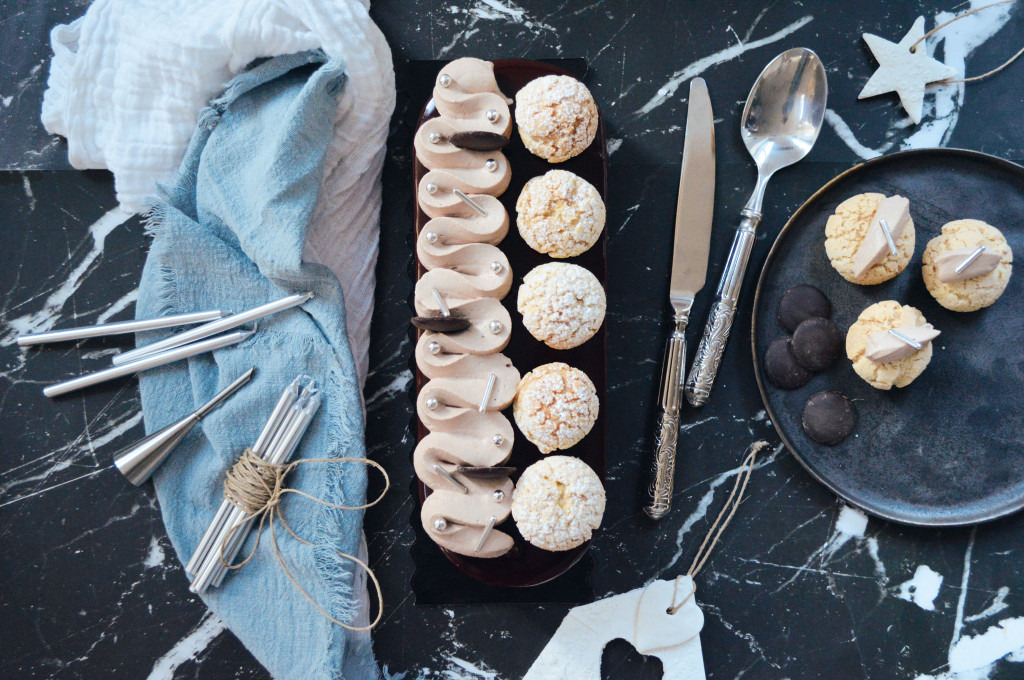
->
[[742, 47, 828, 195]]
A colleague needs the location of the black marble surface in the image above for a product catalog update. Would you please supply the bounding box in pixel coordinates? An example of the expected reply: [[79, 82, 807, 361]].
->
[[3, 1, 1024, 679]]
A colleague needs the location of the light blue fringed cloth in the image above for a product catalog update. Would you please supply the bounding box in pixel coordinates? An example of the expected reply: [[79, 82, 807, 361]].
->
[[136, 51, 380, 680]]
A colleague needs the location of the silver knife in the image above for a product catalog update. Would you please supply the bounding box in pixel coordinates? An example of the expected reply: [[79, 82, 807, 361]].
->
[[644, 78, 715, 520]]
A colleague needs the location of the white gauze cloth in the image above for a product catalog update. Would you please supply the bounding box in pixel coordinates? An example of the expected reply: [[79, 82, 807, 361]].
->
[[41, 0, 395, 387]]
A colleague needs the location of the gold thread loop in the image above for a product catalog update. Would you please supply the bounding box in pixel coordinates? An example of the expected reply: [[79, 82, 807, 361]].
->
[[907, 0, 1021, 83], [666, 440, 767, 615]]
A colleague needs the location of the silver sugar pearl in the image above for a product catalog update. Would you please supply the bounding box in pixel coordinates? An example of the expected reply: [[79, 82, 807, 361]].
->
[[484, 159, 498, 172], [485, 109, 499, 123], [428, 341, 440, 355], [425, 182, 437, 195], [488, 320, 503, 334], [492, 434, 504, 446], [493, 490, 505, 503], [425, 397, 438, 410], [428, 131, 441, 144], [489, 261, 503, 274], [433, 517, 448, 531], [424, 231, 438, 244], [438, 74, 451, 88]]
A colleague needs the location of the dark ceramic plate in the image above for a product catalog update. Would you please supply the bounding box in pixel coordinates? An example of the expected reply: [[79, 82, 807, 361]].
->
[[753, 149, 1024, 526], [412, 59, 607, 588]]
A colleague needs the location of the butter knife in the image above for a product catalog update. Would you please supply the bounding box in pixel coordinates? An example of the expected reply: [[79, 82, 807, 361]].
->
[[644, 78, 715, 520]]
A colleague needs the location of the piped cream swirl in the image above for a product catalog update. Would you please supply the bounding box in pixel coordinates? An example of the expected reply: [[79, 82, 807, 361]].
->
[[414, 58, 519, 558]]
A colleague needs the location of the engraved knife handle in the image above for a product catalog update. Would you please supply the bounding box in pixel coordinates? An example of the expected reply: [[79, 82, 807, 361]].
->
[[684, 210, 762, 407], [645, 313, 688, 520]]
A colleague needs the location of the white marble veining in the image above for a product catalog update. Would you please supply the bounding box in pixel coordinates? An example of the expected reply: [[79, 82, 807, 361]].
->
[[965, 586, 1010, 623], [145, 613, 227, 680], [1, 206, 133, 346], [0, 406, 142, 509], [897, 564, 944, 611], [633, 16, 814, 117], [656, 442, 783, 579]]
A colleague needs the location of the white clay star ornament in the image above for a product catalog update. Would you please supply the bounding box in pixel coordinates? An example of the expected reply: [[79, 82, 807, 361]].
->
[[858, 16, 959, 124]]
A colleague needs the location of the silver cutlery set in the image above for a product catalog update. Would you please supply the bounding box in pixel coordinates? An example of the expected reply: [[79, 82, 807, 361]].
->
[[646, 48, 828, 519]]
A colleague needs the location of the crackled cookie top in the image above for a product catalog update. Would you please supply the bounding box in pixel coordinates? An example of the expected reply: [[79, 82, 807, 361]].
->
[[517, 263, 605, 350], [515, 170, 605, 258], [846, 301, 934, 390], [512, 455, 605, 551], [922, 219, 1013, 312], [515, 75, 599, 163], [825, 193, 915, 285], [513, 362, 599, 454]]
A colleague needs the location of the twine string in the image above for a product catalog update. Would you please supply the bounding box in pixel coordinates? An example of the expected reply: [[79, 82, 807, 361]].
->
[[218, 448, 390, 631], [666, 441, 767, 615], [908, 0, 1022, 83]]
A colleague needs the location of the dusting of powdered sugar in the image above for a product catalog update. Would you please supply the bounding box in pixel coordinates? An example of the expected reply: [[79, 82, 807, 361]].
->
[[513, 362, 599, 454], [515, 169, 605, 257], [515, 76, 599, 162], [517, 262, 605, 350]]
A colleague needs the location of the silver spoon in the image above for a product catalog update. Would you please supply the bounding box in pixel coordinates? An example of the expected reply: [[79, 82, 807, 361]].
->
[[684, 48, 827, 407]]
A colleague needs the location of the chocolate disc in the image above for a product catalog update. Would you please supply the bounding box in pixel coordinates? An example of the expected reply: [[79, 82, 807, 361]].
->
[[802, 390, 857, 446], [778, 284, 832, 332], [764, 338, 814, 390], [448, 131, 510, 151], [790, 317, 842, 373], [411, 315, 471, 333]]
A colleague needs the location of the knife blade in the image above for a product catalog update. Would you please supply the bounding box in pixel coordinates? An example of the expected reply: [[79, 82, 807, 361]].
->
[[645, 77, 715, 520], [670, 78, 715, 309]]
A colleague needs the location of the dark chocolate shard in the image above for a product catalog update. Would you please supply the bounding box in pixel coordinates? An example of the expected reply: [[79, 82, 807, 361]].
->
[[448, 131, 509, 151], [411, 315, 472, 333], [456, 466, 517, 479]]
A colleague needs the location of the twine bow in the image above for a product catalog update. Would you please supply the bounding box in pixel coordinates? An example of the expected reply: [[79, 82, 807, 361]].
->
[[218, 448, 390, 631], [667, 440, 767, 615]]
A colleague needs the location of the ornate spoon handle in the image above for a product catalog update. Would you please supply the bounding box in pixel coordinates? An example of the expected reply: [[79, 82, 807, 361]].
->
[[684, 209, 762, 407]]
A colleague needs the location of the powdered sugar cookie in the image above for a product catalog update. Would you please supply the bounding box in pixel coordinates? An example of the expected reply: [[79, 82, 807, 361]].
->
[[513, 362, 599, 454], [516, 170, 605, 258], [518, 263, 605, 349], [515, 75, 598, 163], [512, 455, 605, 551]]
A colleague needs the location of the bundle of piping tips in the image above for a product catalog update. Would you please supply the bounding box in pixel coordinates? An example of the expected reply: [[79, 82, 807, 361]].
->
[[188, 375, 321, 594], [15, 292, 313, 398]]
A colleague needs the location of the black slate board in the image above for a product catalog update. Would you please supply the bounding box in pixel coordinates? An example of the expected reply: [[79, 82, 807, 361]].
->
[[408, 58, 605, 603], [753, 148, 1024, 526]]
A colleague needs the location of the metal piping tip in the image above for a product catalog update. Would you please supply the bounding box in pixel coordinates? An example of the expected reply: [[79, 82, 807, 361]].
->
[[113, 367, 256, 486], [194, 367, 255, 419], [113, 413, 201, 486]]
